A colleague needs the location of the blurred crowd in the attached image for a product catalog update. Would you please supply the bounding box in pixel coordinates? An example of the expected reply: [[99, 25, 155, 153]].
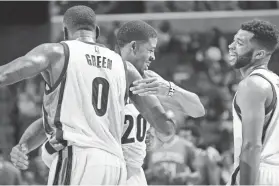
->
[[52, 1, 279, 15], [1, 1, 279, 185]]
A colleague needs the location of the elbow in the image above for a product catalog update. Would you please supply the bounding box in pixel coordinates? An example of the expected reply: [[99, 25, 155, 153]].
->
[[240, 141, 262, 159], [0, 74, 7, 87], [241, 141, 262, 151], [190, 94, 205, 118]]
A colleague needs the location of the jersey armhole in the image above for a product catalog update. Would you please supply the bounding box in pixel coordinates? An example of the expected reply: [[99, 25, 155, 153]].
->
[[250, 73, 277, 114], [45, 42, 70, 95], [122, 59, 130, 104]]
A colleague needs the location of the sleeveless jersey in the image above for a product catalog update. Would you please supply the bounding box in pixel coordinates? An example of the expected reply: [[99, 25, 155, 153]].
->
[[148, 136, 195, 179], [121, 103, 150, 168], [42, 40, 127, 159], [232, 69, 279, 184]]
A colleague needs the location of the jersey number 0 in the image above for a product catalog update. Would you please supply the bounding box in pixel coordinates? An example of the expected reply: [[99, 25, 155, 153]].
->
[[92, 77, 109, 116]]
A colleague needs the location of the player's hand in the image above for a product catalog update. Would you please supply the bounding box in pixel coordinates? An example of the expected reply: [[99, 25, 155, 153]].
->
[[10, 143, 29, 170], [145, 127, 164, 151], [130, 77, 170, 96]]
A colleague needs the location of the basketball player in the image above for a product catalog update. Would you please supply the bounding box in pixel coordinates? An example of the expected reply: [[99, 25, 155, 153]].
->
[[116, 20, 204, 185], [5, 6, 177, 185], [10, 20, 204, 185], [228, 19, 279, 185]]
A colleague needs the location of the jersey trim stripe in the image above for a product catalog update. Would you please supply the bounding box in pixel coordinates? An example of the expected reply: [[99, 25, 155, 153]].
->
[[42, 105, 53, 135], [251, 73, 277, 143], [251, 73, 277, 115], [45, 42, 70, 95], [52, 146, 73, 185], [64, 146, 73, 185], [234, 73, 277, 118], [53, 74, 68, 145], [53, 150, 63, 185], [123, 60, 129, 104]]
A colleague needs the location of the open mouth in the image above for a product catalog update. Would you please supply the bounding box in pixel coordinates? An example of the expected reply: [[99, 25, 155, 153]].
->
[[228, 52, 237, 61], [145, 62, 151, 69]]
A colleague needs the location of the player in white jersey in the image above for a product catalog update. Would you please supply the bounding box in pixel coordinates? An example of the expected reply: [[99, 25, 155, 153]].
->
[[5, 6, 177, 185], [116, 20, 205, 185], [227, 19, 279, 185]]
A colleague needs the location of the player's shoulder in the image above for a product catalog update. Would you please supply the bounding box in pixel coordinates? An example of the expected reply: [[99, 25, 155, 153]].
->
[[126, 61, 140, 77], [238, 74, 271, 96], [144, 70, 161, 78], [34, 43, 64, 57]]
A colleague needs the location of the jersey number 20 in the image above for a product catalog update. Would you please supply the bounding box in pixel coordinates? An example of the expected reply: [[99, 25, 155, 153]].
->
[[122, 114, 147, 144], [92, 77, 109, 116]]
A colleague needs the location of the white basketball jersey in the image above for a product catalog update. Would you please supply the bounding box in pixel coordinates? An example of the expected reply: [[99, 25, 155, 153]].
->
[[121, 103, 150, 168], [233, 69, 279, 168], [42, 40, 127, 159]]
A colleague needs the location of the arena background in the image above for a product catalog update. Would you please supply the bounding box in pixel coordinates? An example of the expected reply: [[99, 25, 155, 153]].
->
[[0, 1, 279, 184]]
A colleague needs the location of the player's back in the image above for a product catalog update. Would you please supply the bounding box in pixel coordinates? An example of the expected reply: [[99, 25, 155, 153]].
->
[[121, 102, 150, 168], [42, 40, 126, 158]]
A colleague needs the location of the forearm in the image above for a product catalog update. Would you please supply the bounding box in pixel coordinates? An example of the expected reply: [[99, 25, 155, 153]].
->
[[239, 144, 261, 185], [172, 85, 205, 118], [19, 118, 47, 153]]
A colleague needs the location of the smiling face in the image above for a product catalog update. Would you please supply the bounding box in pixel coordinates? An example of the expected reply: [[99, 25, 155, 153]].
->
[[228, 29, 255, 69], [129, 37, 157, 75]]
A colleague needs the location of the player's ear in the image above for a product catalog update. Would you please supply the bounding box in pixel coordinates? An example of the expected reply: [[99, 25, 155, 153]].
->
[[64, 27, 69, 40], [130, 41, 137, 54], [95, 25, 100, 40], [254, 49, 265, 59]]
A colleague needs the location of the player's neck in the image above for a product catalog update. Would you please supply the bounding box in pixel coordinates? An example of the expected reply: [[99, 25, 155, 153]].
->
[[240, 56, 270, 78], [240, 63, 268, 78], [73, 30, 96, 43]]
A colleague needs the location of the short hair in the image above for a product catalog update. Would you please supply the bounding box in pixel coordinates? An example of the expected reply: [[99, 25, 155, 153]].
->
[[241, 19, 279, 52], [180, 124, 200, 138], [116, 20, 157, 47], [63, 5, 97, 32]]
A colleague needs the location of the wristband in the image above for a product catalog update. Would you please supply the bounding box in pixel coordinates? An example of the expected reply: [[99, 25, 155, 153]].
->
[[168, 81, 175, 97]]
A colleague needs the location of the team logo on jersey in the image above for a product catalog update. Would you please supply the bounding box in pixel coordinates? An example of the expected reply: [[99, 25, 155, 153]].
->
[[95, 46, 100, 54]]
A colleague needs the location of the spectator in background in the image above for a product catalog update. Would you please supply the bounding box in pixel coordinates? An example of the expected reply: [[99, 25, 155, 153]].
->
[[145, 130, 200, 185], [205, 27, 228, 58], [22, 171, 38, 185], [220, 151, 234, 185], [166, 1, 196, 12], [0, 149, 22, 185], [179, 125, 222, 185], [107, 21, 121, 50]]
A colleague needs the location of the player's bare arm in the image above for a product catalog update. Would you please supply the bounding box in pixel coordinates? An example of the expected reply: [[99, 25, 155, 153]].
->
[[0, 43, 64, 86], [126, 62, 175, 139], [130, 70, 205, 118], [10, 118, 47, 170], [237, 75, 270, 185], [19, 118, 47, 153]]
